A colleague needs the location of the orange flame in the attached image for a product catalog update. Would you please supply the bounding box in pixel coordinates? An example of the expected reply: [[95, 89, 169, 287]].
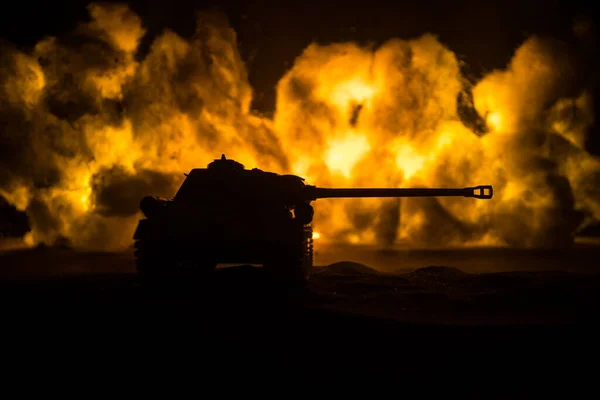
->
[[0, 4, 598, 251]]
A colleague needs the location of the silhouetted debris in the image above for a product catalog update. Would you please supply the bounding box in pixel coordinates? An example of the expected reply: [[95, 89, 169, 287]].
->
[[578, 220, 600, 236], [0, 195, 30, 238]]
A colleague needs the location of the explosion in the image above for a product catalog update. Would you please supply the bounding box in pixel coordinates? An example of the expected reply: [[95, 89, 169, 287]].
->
[[0, 3, 598, 251]]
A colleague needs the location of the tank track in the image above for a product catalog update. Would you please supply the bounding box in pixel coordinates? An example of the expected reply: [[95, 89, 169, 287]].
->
[[134, 239, 217, 281], [134, 226, 314, 284]]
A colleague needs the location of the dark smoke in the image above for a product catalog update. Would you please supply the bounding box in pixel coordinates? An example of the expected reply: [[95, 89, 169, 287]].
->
[[90, 166, 181, 217], [374, 198, 401, 247], [0, 4, 289, 249], [0, 3, 599, 251]]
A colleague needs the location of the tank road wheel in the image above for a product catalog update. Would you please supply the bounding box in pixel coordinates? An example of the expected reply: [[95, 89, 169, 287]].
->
[[134, 239, 164, 280], [263, 246, 305, 285], [263, 226, 314, 285], [134, 239, 216, 282]]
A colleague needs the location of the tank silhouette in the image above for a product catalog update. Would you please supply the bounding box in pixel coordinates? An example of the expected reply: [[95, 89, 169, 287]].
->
[[133, 155, 493, 282]]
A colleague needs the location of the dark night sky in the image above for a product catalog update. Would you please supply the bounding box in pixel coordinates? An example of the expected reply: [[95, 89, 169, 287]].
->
[[1, 0, 598, 149]]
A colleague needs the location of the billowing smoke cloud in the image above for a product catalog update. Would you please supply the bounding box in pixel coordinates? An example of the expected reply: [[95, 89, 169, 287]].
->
[[0, 3, 598, 251], [0, 3, 287, 250], [275, 32, 599, 248]]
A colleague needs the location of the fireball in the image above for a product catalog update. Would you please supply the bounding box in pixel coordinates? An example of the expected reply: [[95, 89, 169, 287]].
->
[[0, 3, 597, 251]]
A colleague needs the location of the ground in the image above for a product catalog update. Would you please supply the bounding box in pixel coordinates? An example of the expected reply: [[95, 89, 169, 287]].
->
[[1, 240, 599, 385]]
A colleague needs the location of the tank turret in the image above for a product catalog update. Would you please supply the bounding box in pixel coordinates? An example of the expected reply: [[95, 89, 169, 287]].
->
[[133, 155, 493, 283]]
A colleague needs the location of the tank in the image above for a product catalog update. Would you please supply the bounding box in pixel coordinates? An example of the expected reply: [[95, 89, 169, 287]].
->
[[133, 155, 493, 282]]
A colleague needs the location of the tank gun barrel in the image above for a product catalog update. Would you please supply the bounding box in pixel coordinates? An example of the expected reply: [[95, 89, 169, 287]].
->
[[305, 185, 493, 200]]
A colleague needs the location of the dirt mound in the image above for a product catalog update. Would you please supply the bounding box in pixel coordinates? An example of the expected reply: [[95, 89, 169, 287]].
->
[[319, 261, 379, 276]]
